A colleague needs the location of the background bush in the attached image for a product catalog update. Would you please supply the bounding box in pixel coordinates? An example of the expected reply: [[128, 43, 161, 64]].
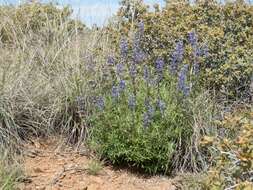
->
[[200, 108, 253, 189], [109, 0, 253, 101], [0, 2, 84, 45]]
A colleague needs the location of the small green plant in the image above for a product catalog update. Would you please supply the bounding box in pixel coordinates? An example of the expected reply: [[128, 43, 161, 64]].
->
[[0, 161, 21, 190], [86, 160, 104, 175]]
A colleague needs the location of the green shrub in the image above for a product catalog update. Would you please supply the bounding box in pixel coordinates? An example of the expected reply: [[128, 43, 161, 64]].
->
[[88, 25, 215, 174], [0, 160, 21, 190], [110, 0, 253, 100], [86, 160, 104, 175], [90, 82, 186, 174]]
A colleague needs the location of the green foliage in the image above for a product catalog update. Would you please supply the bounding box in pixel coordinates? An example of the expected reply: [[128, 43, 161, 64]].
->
[[110, 0, 253, 100], [0, 161, 21, 190], [90, 83, 182, 174], [88, 40, 215, 174], [87, 160, 104, 175], [199, 108, 253, 189], [89, 79, 215, 174]]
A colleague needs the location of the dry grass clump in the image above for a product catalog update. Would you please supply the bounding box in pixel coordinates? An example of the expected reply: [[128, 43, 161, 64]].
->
[[0, 2, 111, 158]]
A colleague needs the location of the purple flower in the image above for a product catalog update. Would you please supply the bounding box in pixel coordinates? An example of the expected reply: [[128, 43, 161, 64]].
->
[[96, 96, 105, 111], [170, 41, 184, 74], [112, 86, 119, 99], [119, 80, 126, 92], [194, 47, 202, 57], [144, 98, 154, 115], [128, 95, 136, 110], [120, 38, 128, 58], [193, 59, 200, 75], [189, 31, 198, 47], [116, 64, 124, 76], [107, 56, 115, 66], [192, 47, 200, 75], [156, 57, 165, 82], [138, 21, 144, 37], [178, 64, 190, 96], [133, 49, 145, 63], [129, 63, 137, 78], [143, 112, 151, 129], [156, 57, 165, 73], [76, 96, 85, 111], [133, 36, 145, 63], [143, 107, 154, 129], [143, 98, 154, 128], [132, 21, 145, 63], [143, 65, 149, 83]]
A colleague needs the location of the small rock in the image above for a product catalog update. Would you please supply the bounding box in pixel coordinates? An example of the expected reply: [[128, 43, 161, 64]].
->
[[34, 167, 43, 173], [35, 186, 46, 190]]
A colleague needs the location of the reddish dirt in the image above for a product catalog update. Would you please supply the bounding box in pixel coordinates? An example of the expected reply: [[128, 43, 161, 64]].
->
[[18, 138, 176, 190]]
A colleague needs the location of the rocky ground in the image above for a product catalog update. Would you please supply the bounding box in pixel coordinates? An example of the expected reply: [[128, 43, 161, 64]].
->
[[17, 138, 176, 190]]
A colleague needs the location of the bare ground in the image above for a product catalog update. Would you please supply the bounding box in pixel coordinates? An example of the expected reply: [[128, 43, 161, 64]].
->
[[17, 137, 176, 190]]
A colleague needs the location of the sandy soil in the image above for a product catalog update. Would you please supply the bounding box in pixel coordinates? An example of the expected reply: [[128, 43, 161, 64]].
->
[[17, 138, 176, 190]]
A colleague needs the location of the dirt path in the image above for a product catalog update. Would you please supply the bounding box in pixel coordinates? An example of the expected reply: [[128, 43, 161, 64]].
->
[[18, 138, 176, 190]]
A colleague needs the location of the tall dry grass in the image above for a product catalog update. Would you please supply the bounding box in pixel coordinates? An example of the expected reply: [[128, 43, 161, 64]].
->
[[0, 3, 111, 159]]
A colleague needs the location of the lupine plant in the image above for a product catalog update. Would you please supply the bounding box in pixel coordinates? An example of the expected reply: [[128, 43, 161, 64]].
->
[[88, 22, 211, 174]]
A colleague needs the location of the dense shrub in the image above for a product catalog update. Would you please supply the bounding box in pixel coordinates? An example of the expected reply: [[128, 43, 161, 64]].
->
[[199, 108, 253, 189], [88, 24, 215, 174], [109, 0, 253, 100]]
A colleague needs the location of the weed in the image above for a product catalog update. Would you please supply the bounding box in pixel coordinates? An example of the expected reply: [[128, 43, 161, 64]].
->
[[86, 160, 104, 176]]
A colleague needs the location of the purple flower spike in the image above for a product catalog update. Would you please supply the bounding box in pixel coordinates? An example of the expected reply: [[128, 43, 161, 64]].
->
[[143, 107, 154, 129], [119, 80, 126, 92], [129, 63, 137, 78], [156, 57, 165, 73], [107, 56, 115, 66], [178, 64, 190, 96], [143, 112, 151, 129], [193, 60, 200, 75], [170, 40, 184, 74], [156, 57, 165, 82], [128, 95, 136, 110], [143, 65, 149, 83], [133, 49, 145, 63], [143, 98, 154, 128], [189, 31, 198, 47], [116, 64, 124, 76], [120, 38, 128, 58], [112, 86, 119, 99], [132, 21, 145, 63], [96, 96, 105, 111], [138, 21, 144, 37]]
